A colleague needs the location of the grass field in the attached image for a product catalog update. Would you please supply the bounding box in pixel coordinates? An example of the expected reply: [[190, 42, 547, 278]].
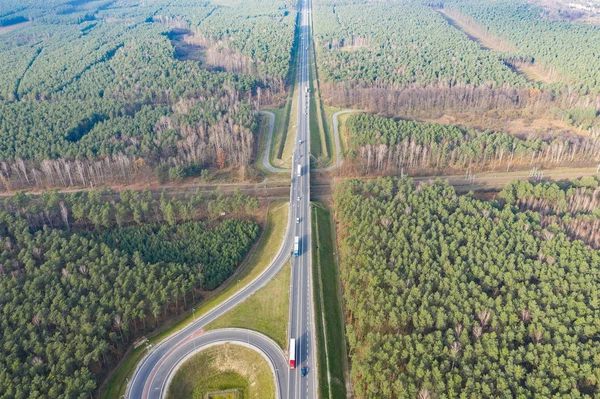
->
[[308, 41, 333, 168], [269, 102, 291, 168], [311, 203, 347, 399], [324, 106, 352, 161], [206, 261, 291, 349], [262, 108, 282, 165], [166, 343, 275, 399], [255, 112, 273, 175], [100, 202, 289, 399], [278, 82, 299, 169], [336, 111, 353, 156]]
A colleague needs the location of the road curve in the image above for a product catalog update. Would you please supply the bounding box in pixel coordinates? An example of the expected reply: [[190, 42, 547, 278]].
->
[[317, 109, 355, 172], [259, 106, 354, 173], [126, 196, 295, 398], [259, 111, 291, 173], [155, 329, 287, 398], [259, 108, 354, 173]]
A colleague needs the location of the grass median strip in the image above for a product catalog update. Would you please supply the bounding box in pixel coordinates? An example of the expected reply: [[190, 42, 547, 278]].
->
[[312, 203, 348, 399], [166, 343, 275, 399], [100, 202, 289, 399], [206, 260, 291, 349]]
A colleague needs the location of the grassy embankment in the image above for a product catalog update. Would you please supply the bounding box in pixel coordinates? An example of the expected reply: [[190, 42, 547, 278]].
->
[[312, 203, 348, 399], [100, 202, 289, 399], [206, 260, 291, 349], [255, 111, 275, 175], [308, 41, 332, 168], [166, 343, 275, 399]]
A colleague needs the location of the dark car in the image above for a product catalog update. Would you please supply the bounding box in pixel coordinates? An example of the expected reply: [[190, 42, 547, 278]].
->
[[301, 367, 308, 377]]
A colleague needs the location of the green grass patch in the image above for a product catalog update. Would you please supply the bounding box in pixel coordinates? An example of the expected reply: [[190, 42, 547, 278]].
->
[[206, 260, 291, 349], [279, 85, 298, 168], [263, 107, 286, 167], [309, 85, 322, 161], [308, 39, 332, 168], [325, 108, 355, 157], [99, 202, 289, 399], [312, 203, 347, 399], [254, 112, 273, 175], [166, 343, 275, 399], [273, 96, 292, 164]]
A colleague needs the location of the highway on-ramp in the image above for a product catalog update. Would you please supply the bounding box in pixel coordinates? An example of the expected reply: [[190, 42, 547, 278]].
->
[[126, 0, 318, 398], [151, 329, 287, 398]]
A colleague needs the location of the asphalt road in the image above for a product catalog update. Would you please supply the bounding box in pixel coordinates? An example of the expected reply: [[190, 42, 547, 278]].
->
[[126, 193, 294, 399], [318, 109, 354, 172], [126, 1, 318, 397], [158, 329, 288, 397], [259, 110, 291, 173], [287, 1, 318, 398]]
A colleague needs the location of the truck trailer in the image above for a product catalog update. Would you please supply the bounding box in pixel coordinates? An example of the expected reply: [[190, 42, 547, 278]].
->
[[297, 164, 302, 177], [289, 338, 296, 369], [294, 236, 300, 257]]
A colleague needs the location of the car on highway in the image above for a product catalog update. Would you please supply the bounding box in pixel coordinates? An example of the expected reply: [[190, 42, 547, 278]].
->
[[297, 196, 301, 201], [296, 217, 300, 223], [301, 367, 308, 377]]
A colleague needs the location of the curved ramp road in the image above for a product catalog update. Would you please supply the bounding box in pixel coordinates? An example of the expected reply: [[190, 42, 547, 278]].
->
[[318, 109, 354, 172], [127, 0, 318, 397], [261, 107, 353, 173], [154, 329, 287, 398], [259, 110, 291, 173], [126, 200, 294, 398]]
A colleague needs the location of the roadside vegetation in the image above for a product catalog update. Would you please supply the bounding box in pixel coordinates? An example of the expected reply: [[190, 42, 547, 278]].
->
[[100, 200, 288, 399], [308, 39, 334, 169], [335, 176, 600, 398], [206, 261, 291, 348], [166, 343, 275, 399], [311, 203, 347, 399]]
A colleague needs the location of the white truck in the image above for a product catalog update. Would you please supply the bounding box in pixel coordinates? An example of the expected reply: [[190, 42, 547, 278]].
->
[[294, 236, 300, 257], [289, 338, 296, 369], [297, 164, 302, 177]]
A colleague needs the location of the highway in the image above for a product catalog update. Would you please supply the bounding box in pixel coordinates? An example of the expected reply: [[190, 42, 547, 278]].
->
[[126, 0, 317, 397], [288, 0, 318, 397]]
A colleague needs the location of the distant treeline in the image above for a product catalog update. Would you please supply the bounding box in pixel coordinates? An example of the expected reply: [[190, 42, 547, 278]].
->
[[313, 0, 600, 127]]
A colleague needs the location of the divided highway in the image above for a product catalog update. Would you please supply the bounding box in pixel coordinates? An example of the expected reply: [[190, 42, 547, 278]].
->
[[126, 0, 318, 397], [288, 0, 318, 397]]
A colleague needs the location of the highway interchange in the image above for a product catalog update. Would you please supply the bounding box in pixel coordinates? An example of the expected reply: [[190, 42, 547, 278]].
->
[[126, 0, 318, 397]]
